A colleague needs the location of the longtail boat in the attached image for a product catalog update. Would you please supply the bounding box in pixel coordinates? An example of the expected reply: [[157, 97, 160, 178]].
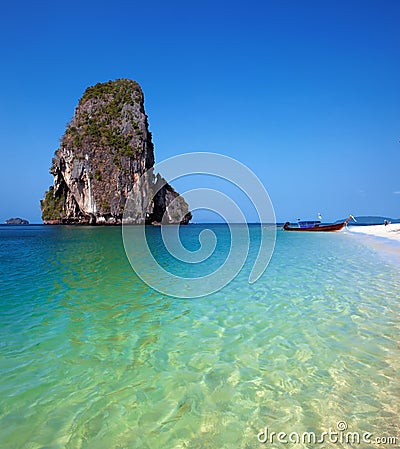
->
[[283, 216, 353, 232]]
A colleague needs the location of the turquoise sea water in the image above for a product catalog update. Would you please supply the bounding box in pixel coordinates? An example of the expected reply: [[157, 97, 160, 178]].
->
[[0, 225, 399, 449]]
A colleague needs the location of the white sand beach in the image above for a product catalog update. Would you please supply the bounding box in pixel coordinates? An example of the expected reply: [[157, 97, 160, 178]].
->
[[348, 223, 400, 243]]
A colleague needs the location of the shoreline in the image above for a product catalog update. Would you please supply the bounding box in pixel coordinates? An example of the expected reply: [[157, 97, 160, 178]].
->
[[346, 224, 400, 264], [347, 223, 400, 243]]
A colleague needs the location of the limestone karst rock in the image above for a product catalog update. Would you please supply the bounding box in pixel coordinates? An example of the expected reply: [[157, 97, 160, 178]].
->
[[41, 79, 191, 225]]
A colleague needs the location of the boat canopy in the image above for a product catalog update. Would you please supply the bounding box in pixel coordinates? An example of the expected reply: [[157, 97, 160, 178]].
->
[[298, 220, 321, 228]]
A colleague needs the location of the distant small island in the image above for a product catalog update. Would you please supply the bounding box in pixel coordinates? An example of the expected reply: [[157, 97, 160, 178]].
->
[[336, 216, 400, 225], [5, 218, 29, 225]]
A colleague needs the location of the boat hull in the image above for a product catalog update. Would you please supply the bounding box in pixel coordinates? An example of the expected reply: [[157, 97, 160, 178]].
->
[[283, 221, 347, 232]]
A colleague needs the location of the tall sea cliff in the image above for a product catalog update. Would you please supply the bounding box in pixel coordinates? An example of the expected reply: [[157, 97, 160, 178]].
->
[[41, 79, 191, 225]]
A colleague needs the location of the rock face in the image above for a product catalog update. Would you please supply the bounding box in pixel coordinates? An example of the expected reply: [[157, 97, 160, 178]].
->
[[41, 79, 192, 225], [5, 218, 29, 225]]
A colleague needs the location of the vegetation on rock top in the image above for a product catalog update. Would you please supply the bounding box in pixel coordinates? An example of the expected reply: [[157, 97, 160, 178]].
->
[[79, 79, 143, 105]]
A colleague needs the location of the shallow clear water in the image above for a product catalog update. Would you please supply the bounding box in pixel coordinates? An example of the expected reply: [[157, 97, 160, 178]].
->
[[0, 225, 399, 448]]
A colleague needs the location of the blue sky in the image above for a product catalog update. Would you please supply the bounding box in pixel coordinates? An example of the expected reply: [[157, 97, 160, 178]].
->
[[0, 0, 399, 223]]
